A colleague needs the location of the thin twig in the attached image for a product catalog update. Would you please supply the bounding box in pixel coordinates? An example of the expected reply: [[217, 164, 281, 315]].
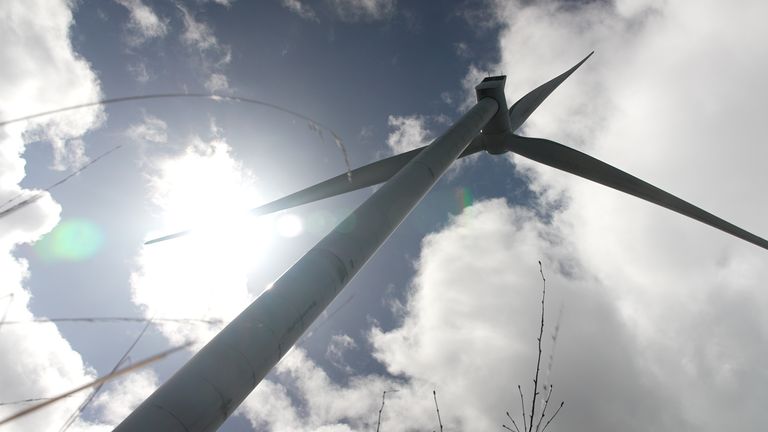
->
[[0, 317, 223, 326], [528, 261, 547, 432], [0, 396, 76, 407], [505, 411, 522, 432], [518, 385, 527, 432], [0, 342, 191, 426], [376, 391, 387, 432], [0, 91, 354, 220], [0, 144, 124, 219], [0, 92, 351, 184], [58, 318, 154, 431], [433, 390, 443, 432], [534, 384, 553, 432], [540, 402, 564, 432]]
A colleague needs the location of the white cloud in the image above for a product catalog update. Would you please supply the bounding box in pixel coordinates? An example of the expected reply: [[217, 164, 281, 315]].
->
[[460, 63, 491, 111], [454, 41, 470, 58], [386, 114, 432, 154], [50, 137, 89, 172], [178, 3, 224, 54], [241, 348, 439, 431], [0, 0, 104, 174], [205, 0, 236, 6], [114, 0, 169, 46], [126, 113, 168, 145], [385, 114, 470, 174], [282, 0, 319, 21], [127, 62, 151, 83], [370, 199, 686, 431], [440, 91, 453, 105], [328, 0, 396, 22], [92, 370, 158, 425], [0, 0, 146, 429], [325, 334, 358, 373], [176, 3, 232, 91], [204, 72, 230, 92]]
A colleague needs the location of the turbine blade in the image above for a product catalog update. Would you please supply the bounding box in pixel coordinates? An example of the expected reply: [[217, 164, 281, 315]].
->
[[506, 135, 768, 251], [251, 147, 422, 217], [144, 230, 191, 245], [508, 52, 594, 132], [144, 139, 485, 245]]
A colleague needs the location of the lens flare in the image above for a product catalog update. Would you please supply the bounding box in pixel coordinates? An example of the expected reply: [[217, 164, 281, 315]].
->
[[455, 187, 474, 210], [35, 219, 103, 261]]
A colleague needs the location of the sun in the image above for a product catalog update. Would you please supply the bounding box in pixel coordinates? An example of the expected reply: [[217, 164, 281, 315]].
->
[[146, 138, 279, 269], [275, 213, 303, 238], [132, 138, 306, 339]]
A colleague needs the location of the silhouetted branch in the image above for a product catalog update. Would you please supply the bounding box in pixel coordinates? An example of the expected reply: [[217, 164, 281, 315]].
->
[[0, 316, 223, 326], [376, 391, 387, 432], [503, 261, 565, 432], [534, 384, 553, 432], [518, 384, 527, 432], [433, 390, 443, 432], [505, 411, 522, 432], [541, 402, 564, 432], [58, 318, 154, 431], [0, 396, 75, 407], [528, 261, 547, 432], [0, 144, 124, 220], [0, 342, 191, 426]]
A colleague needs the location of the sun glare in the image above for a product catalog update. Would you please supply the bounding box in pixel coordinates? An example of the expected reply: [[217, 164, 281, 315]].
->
[[276, 213, 303, 238], [133, 138, 302, 343], [153, 140, 276, 263]]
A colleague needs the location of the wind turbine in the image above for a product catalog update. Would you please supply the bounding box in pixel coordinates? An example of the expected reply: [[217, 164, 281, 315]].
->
[[117, 52, 768, 431]]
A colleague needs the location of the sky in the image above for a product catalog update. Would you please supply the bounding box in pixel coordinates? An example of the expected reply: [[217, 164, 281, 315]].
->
[[1, 0, 768, 431]]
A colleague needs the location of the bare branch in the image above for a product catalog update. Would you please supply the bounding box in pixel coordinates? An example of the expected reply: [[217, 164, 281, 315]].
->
[[433, 390, 444, 432], [0, 317, 223, 326], [518, 385, 527, 432], [0, 144, 124, 220], [0, 342, 191, 426], [534, 384, 554, 432], [541, 402, 564, 432], [0, 396, 76, 407], [59, 318, 154, 431], [505, 411, 522, 432], [376, 391, 387, 432], [528, 261, 547, 432]]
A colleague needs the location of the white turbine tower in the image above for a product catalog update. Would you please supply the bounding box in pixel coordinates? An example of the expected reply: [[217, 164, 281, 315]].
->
[[117, 53, 768, 431]]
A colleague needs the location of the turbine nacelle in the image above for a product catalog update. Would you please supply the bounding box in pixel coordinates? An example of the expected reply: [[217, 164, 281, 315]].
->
[[475, 75, 513, 155]]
